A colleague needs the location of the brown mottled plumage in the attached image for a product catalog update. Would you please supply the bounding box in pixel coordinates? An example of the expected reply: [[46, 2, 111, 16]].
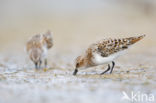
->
[[26, 31, 53, 69], [43, 31, 53, 49], [95, 35, 145, 57], [73, 35, 145, 75]]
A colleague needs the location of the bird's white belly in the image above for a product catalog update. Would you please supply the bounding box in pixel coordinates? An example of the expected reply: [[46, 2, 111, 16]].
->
[[92, 51, 125, 65], [42, 46, 48, 59]]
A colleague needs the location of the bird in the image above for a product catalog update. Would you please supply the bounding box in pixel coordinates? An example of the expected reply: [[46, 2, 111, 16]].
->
[[26, 31, 53, 69], [73, 35, 145, 75]]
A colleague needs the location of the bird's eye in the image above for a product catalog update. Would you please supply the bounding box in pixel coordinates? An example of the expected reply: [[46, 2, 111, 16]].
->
[[76, 63, 79, 67]]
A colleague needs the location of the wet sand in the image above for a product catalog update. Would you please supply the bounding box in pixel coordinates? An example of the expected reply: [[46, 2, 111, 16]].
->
[[0, 49, 156, 103]]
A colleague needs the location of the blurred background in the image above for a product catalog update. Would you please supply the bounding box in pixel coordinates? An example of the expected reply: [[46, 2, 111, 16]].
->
[[0, 0, 156, 53]]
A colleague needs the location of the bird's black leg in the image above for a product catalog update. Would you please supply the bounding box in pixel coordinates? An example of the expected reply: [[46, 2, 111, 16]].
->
[[73, 69, 78, 76], [110, 61, 115, 74], [44, 59, 47, 68], [35, 62, 39, 69], [39, 60, 42, 69], [100, 64, 110, 75]]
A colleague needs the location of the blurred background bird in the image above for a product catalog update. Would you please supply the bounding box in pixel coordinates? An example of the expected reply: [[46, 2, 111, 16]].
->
[[26, 31, 53, 69]]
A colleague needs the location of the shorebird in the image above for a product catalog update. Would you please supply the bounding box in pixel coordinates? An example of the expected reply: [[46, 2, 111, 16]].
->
[[73, 35, 145, 75], [26, 31, 53, 69]]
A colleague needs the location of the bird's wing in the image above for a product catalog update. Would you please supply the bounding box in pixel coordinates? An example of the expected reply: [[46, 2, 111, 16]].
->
[[26, 34, 43, 52], [95, 35, 145, 57]]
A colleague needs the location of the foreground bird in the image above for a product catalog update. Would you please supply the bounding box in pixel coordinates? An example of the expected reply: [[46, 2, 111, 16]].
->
[[73, 35, 145, 75], [26, 31, 53, 69]]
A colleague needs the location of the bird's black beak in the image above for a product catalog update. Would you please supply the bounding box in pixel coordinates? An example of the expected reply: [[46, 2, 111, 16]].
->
[[73, 69, 78, 76]]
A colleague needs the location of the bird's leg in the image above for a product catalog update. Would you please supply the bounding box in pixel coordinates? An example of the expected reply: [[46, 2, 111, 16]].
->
[[100, 64, 110, 75], [73, 69, 78, 76], [110, 61, 115, 74], [39, 60, 42, 69], [35, 62, 39, 69], [44, 58, 47, 68]]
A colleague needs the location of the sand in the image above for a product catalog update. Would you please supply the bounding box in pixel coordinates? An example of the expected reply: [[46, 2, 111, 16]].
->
[[0, 0, 156, 103]]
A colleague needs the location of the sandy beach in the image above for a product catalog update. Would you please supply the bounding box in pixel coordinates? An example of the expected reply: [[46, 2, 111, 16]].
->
[[0, 0, 156, 103]]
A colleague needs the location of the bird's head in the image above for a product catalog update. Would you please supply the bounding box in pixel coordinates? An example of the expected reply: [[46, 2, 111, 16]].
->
[[43, 30, 53, 49], [73, 56, 88, 75]]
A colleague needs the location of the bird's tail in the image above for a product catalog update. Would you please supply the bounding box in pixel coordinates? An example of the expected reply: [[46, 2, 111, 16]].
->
[[129, 34, 146, 44]]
